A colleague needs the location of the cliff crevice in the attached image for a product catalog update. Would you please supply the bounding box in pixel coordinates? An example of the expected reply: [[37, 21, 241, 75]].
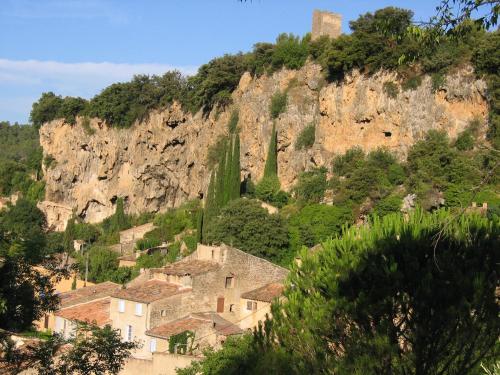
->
[[39, 63, 488, 227]]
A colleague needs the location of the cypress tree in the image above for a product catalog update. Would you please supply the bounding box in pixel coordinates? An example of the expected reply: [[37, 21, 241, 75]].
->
[[63, 215, 76, 253], [230, 134, 241, 200], [223, 137, 233, 205], [196, 209, 204, 244], [113, 197, 129, 231], [263, 122, 278, 178], [203, 171, 216, 242], [215, 141, 227, 210]]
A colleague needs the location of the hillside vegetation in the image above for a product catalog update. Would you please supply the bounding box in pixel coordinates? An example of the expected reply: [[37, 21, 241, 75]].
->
[[0, 121, 45, 202], [29, 8, 499, 149]]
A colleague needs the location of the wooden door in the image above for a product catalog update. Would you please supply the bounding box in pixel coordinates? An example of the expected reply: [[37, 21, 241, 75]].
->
[[217, 297, 224, 313]]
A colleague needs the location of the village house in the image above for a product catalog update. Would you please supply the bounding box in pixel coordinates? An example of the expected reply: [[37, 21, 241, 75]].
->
[[46, 243, 289, 374], [52, 281, 121, 338], [239, 282, 285, 330], [145, 312, 243, 354], [110, 243, 288, 359]]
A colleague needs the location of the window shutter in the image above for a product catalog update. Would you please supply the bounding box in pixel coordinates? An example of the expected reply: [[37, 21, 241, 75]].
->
[[150, 339, 157, 353], [135, 303, 143, 316], [118, 300, 125, 313]]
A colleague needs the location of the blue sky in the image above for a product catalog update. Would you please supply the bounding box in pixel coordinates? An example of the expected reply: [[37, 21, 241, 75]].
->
[[1, 0, 447, 124]]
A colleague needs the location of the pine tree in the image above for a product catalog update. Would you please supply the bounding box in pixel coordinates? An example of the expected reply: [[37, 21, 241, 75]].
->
[[230, 134, 241, 200], [263, 122, 278, 179]]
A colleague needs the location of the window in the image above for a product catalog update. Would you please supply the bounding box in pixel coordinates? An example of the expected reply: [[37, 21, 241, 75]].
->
[[135, 303, 143, 316], [118, 299, 125, 313], [229, 304, 235, 312], [150, 339, 157, 353], [246, 301, 257, 311], [225, 276, 234, 289], [126, 325, 132, 342]]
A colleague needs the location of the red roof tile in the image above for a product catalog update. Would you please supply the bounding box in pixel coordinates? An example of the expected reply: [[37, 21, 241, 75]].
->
[[111, 279, 190, 303], [240, 282, 284, 303], [58, 281, 121, 308], [146, 313, 242, 339], [56, 298, 111, 326]]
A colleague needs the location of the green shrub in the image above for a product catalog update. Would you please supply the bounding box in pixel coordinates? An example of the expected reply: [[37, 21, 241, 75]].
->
[[373, 194, 402, 217], [431, 73, 446, 92], [293, 167, 327, 203], [455, 131, 474, 151], [383, 81, 399, 98], [270, 91, 288, 119], [255, 175, 280, 203], [81, 116, 95, 136], [402, 75, 422, 91], [287, 203, 354, 256], [332, 147, 365, 177], [58, 97, 87, 125], [43, 155, 56, 169], [205, 198, 289, 262], [295, 123, 315, 150], [25, 181, 45, 202], [136, 237, 161, 251], [182, 234, 198, 252], [272, 33, 309, 70], [135, 251, 166, 269], [30, 92, 63, 128]]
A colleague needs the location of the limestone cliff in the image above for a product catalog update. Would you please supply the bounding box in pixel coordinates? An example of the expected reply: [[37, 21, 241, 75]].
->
[[39, 63, 488, 227]]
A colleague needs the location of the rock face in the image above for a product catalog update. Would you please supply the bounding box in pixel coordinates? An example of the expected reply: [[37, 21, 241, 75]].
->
[[39, 63, 488, 227]]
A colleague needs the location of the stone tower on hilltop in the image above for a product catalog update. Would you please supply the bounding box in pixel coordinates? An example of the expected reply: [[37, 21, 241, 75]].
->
[[312, 10, 342, 40]]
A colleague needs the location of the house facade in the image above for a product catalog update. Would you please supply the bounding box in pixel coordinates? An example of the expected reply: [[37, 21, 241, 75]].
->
[[48, 244, 288, 374], [109, 244, 288, 359], [52, 281, 121, 338]]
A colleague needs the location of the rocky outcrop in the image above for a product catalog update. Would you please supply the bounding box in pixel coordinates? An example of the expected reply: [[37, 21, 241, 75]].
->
[[39, 63, 488, 227]]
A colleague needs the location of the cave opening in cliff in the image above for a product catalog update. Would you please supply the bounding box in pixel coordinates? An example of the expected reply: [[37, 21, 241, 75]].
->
[[383, 131, 392, 137]]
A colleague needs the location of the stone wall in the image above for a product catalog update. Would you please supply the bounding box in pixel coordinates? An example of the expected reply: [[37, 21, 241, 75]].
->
[[312, 9, 342, 40], [119, 353, 200, 375]]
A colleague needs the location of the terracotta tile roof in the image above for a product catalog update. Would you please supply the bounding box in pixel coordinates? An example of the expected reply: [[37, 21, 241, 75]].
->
[[56, 298, 111, 326], [155, 259, 220, 276], [146, 317, 207, 339], [191, 312, 243, 336], [111, 279, 190, 303], [146, 313, 243, 339], [58, 281, 121, 308], [240, 282, 284, 303]]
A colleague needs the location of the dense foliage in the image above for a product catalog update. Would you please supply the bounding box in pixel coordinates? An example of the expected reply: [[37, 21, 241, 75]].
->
[[295, 123, 315, 150], [29, 7, 499, 155], [205, 199, 289, 263], [0, 122, 44, 201], [0, 323, 138, 374], [182, 209, 499, 374]]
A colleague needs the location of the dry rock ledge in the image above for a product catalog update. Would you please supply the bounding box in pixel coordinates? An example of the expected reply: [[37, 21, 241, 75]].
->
[[39, 63, 488, 228]]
